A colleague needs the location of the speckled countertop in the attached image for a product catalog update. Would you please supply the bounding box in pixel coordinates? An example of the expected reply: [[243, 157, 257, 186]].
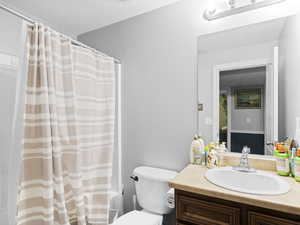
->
[[169, 164, 300, 215]]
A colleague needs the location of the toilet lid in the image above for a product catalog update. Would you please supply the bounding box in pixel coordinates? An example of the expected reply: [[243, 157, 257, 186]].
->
[[112, 210, 162, 225]]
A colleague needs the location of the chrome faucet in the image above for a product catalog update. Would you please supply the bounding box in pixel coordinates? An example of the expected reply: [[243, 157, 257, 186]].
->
[[233, 146, 256, 172]]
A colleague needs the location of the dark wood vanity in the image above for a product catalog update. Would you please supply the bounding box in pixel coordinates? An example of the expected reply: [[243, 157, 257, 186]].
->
[[175, 190, 300, 225]]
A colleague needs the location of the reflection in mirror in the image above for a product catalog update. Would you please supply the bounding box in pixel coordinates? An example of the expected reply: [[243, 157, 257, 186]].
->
[[219, 67, 266, 155], [197, 13, 300, 156]]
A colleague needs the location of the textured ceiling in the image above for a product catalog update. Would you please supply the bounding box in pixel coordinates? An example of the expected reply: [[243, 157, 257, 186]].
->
[[0, 0, 181, 36]]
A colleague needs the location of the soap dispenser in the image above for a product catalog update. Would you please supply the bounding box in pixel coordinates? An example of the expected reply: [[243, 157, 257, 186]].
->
[[190, 135, 201, 164]]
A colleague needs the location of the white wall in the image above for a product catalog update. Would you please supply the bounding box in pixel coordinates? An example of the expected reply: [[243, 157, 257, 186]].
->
[[279, 14, 300, 141], [0, 10, 22, 55], [78, 0, 300, 213], [198, 41, 276, 142]]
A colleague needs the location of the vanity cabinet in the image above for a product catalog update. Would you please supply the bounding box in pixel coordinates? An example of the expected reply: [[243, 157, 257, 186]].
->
[[248, 211, 300, 225], [177, 194, 240, 225], [175, 190, 300, 225]]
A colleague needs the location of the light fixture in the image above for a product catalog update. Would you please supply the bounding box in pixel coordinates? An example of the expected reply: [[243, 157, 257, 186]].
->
[[203, 0, 287, 21], [204, 0, 217, 19], [228, 0, 236, 9]]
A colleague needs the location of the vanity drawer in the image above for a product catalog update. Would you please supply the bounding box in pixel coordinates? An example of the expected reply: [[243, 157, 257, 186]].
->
[[248, 211, 300, 225], [177, 194, 241, 225]]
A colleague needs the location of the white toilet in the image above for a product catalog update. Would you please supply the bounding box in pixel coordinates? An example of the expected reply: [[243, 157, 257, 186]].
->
[[112, 166, 178, 225]]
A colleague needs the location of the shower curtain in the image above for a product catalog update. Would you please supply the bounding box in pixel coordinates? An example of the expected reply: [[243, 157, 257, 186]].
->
[[17, 24, 115, 225]]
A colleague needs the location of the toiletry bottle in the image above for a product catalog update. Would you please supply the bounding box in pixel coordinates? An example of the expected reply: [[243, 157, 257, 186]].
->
[[190, 135, 201, 164], [204, 145, 210, 167], [290, 147, 296, 177], [197, 135, 205, 165], [206, 142, 219, 168], [219, 142, 227, 153], [294, 149, 300, 182], [197, 135, 205, 149], [274, 144, 290, 176], [217, 142, 227, 166], [207, 148, 218, 168]]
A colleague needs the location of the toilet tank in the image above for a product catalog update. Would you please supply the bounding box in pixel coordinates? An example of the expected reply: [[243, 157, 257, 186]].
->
[[132, 167, 178, 214]]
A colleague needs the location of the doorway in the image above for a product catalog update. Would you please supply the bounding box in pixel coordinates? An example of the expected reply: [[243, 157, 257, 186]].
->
[[219, 67, 266, 154]]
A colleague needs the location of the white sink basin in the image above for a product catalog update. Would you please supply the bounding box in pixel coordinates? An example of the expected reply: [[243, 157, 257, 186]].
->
[[205, 167, 290, 195]]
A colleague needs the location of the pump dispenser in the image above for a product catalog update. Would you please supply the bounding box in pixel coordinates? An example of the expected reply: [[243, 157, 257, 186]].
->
[[190, 135, 201, 164]]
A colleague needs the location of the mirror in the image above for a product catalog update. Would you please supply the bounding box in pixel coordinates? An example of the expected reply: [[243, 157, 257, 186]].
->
[[197, 14, 300, 155]]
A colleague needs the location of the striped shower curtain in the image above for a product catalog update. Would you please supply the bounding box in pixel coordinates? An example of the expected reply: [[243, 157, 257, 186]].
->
[[17, 24, 115, 225]]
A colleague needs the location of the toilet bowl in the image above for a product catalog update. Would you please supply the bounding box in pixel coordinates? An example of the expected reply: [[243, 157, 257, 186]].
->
[[112, 166, 178, 225]]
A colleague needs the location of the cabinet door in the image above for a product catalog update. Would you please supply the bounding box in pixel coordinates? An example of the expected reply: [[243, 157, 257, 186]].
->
[[177, 194, 240, 225], [248, 211, 300, 225]]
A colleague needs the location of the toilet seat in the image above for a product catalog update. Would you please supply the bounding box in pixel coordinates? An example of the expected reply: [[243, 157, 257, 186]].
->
[[112, 210, 163, 225]]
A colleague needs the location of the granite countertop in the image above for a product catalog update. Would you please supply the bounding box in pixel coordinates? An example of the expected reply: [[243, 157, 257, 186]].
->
[[169, 164, 300, 215]]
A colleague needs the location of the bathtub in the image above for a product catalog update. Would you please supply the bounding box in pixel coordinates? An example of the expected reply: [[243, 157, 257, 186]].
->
[[109, 191, 123, 224]]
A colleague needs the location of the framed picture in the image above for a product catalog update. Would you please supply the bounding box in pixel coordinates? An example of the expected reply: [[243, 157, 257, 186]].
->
[[234, 88, 262, 109]]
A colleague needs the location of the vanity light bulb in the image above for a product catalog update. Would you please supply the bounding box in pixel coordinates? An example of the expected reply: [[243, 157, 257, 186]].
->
[[228, 0, 236, 9], [206, 1, 217, 15]]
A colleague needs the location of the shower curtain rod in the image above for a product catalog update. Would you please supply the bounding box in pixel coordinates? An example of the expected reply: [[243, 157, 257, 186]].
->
[[0, 2, 121, 64]]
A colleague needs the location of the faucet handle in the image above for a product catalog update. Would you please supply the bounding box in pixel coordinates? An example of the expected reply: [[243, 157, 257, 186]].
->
[[233, 146, 256, 173], [242, 146, 250, 154]]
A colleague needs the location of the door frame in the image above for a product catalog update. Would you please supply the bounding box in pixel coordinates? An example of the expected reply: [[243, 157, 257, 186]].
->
[[212, 58, 272, 151], [219, 89, 232, 151], [227, 88, 232, 151]]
